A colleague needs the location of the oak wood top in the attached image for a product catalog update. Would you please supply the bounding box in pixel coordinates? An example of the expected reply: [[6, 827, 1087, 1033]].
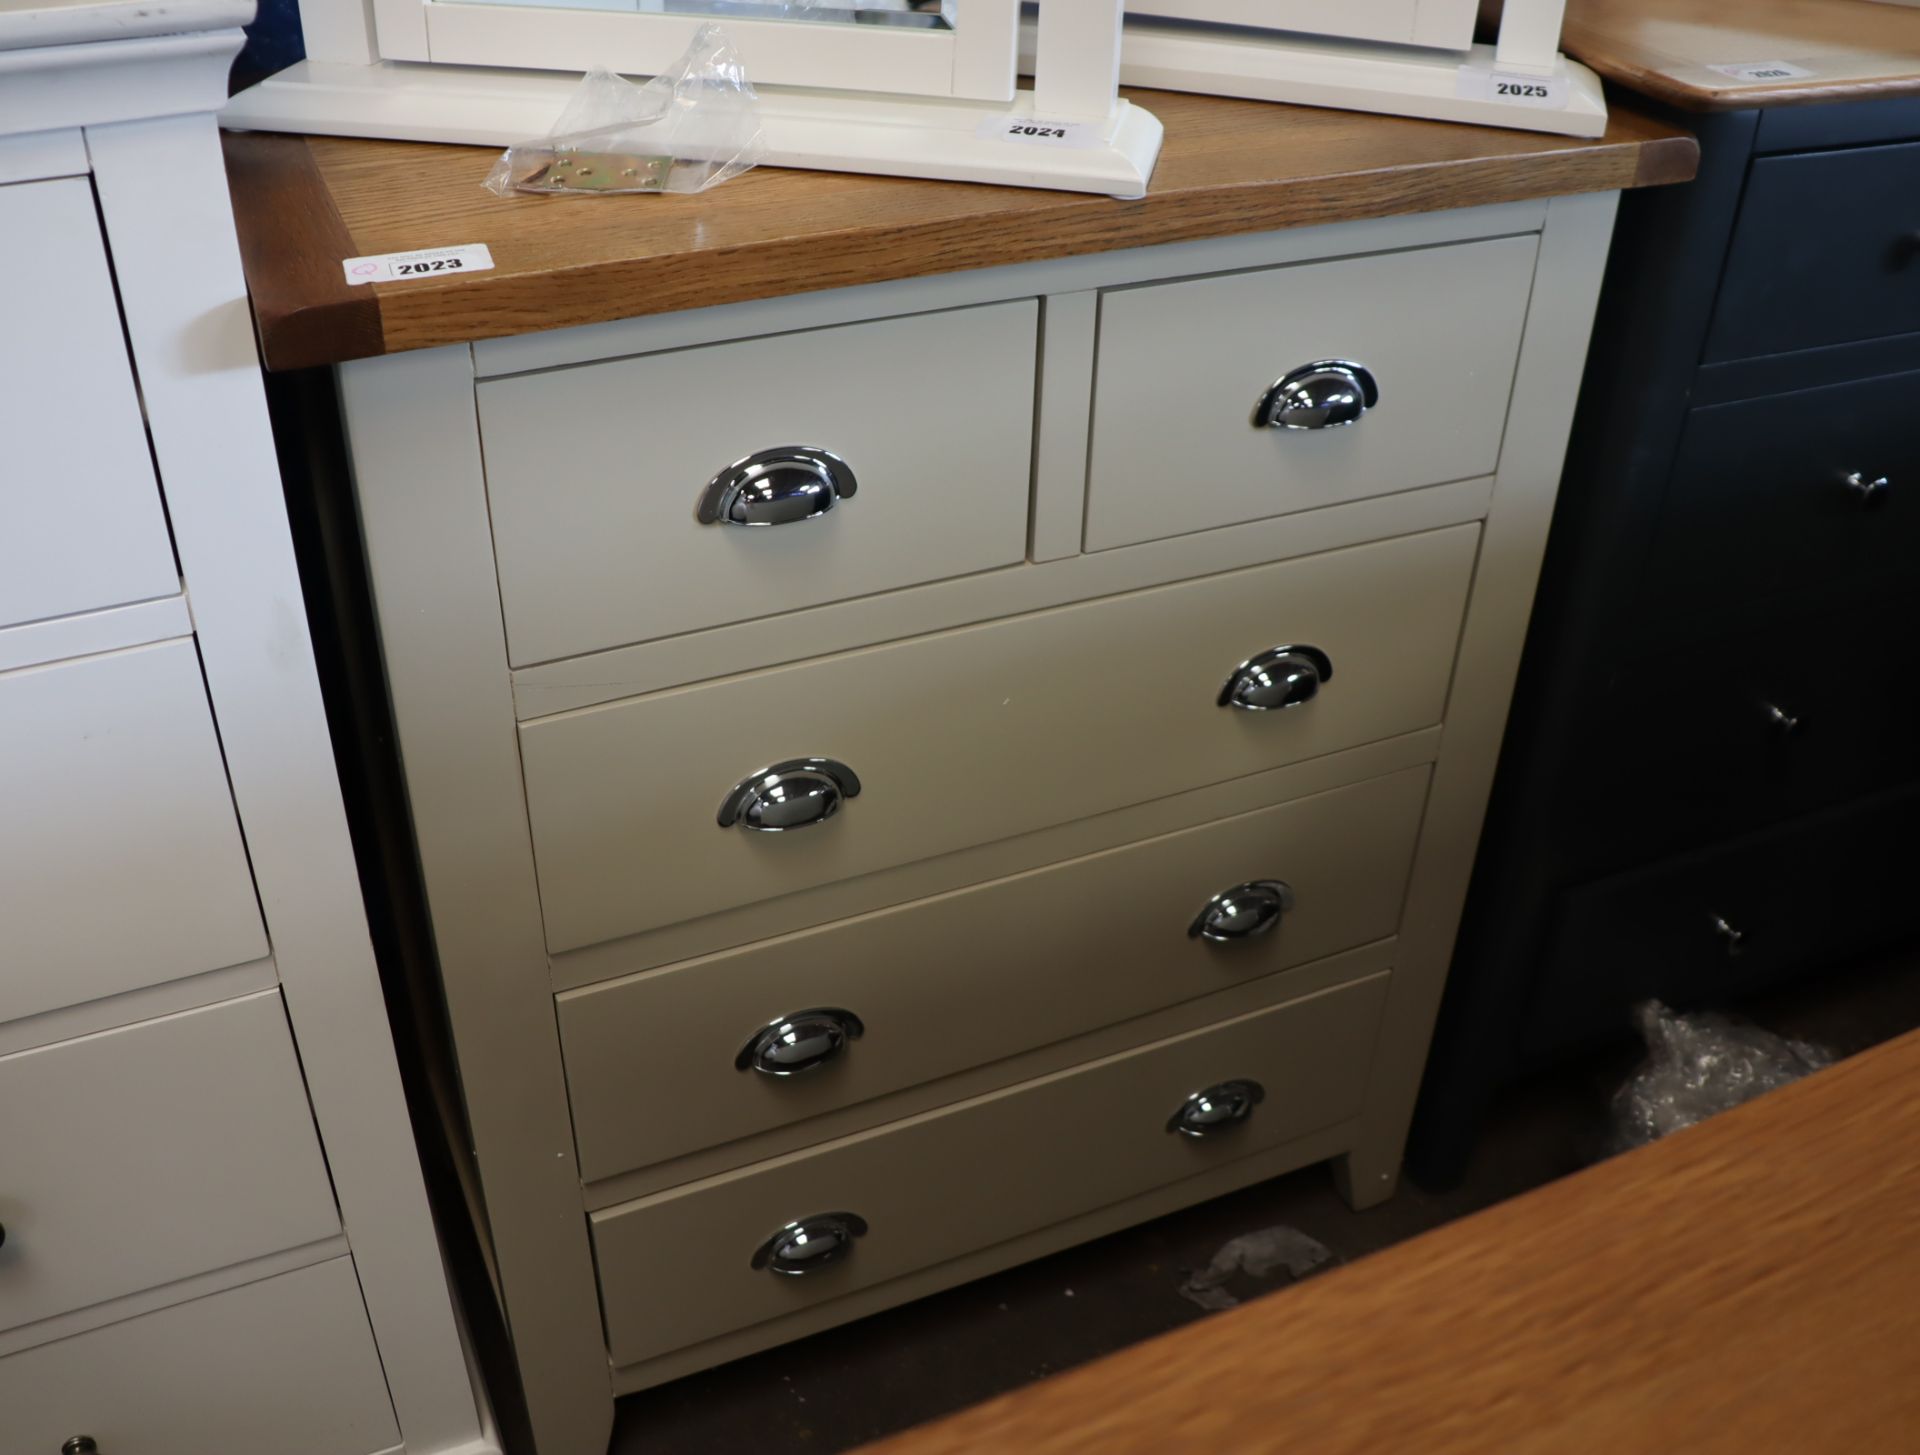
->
[[224, 91, 1694, 372], [855, 1026, 1920, 1455], [1564, 0, 1920, 110]]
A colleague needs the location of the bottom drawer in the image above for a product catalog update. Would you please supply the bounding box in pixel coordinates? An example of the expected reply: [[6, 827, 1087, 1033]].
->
[[1524, 784, 1920, 1054], [593, 971, 1390, 1369], [0, 1258, 399, 1455]]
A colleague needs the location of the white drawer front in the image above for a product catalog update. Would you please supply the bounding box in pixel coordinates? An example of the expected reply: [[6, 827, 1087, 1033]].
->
[[521, 524, 1477, 953], [0, 993, 341, 1334], [0, 178, 179, 631], [0, 1258, 399, 1455], [479, 301, 1038, 666], [0, 639, 268, 1026], [560, 766, 1428, 1185], [1085, 235, 1536, 551], [592, 971, 1390, 1369]]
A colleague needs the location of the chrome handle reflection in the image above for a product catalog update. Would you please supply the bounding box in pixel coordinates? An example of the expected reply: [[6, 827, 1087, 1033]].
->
[[1255, 360, 1379, 431], [1166, 1079, 1266, 1138], [751, 1212, 869, 1276], [1763, 702, 1803, 736], [1188, 881, 1294, 943], [1843, 471, 1890, 507], [697, 446, 857, 527], [1219, 645, 1332, 712], [717, 757, 862, 832], [736, 1008, 865, 1077], [1710, 914, 1746, 958]]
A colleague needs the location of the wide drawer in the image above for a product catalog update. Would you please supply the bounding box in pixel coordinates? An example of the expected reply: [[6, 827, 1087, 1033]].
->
[[1523, 785, 1920, 1055], [0, 179, 178, 631], [560, 766, 1427, 1184], [479, 301, 1038, 666], [0, 1258, 399, 1455], [522, 524, 1477, 953], [1083, 235, 1534, 552], [0, 992, 341, 1334], [1706, 142, 1920, 362], [592, 970, 1390, 1369], [1641, 372, 1920, 611], [0, 638, 269, 1026]]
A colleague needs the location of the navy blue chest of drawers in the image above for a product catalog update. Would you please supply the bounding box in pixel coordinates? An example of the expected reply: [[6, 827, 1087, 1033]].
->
[[1410, 93, 1920, 1185]]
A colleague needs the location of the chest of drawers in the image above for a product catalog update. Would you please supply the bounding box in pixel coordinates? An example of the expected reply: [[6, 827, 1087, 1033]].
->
[[232, 97, 1692, 1455], [1411, 0, 1920, 1186]]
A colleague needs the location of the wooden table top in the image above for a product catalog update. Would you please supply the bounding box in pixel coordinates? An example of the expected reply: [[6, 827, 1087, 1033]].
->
[[857, 1027, 1920, 1455], [1564, 0, 1920, 111], [223, 91, 1694, 372]]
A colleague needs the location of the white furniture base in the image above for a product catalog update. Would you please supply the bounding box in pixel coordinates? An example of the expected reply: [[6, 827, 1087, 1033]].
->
[[222, 61, 1166, 197], [1024, 19, 1610, 139]]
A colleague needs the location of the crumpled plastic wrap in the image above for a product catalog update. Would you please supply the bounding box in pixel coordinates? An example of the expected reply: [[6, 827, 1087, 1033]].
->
[[485, 25, 764, 197], [1611, 999, 1833, 1152], [1178, 1225, 1335, 1311]]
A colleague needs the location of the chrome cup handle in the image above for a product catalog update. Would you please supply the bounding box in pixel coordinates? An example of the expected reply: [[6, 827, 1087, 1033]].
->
[[1188, 881, 1294, 943], [736, 1008, 865, 1077], [751, 1212, 869, 1276], [1166, 1080, 1266, 1138], [1219, 646, 1332, 712], [1255, 360, 1379, 430], [717, 758, 862, 832], [697, 446, 857, 526]]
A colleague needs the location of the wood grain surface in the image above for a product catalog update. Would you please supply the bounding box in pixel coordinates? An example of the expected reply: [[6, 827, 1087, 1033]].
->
[[224, 91, 1695, 371], [1565, 0, 1920, 110], [857, 1028, 1920, 1455]]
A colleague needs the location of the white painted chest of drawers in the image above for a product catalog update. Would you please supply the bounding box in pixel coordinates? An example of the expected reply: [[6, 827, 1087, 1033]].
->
[[0, 14, 492, 1455], [332, 185, 1618, 1455]]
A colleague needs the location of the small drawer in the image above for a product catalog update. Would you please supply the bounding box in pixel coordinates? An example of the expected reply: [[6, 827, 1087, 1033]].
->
[[1707, 143, 1920, 362], [1642, 371, 1920, 610], [0, 178, 178, 631], [478, 302, 1037, 666], [0, 1258, 399, 1455], [1522, 785, 1920, 1055], [592, 970, 1389, 1369], [1082, 235, 1534, 552], [0, 993, 341, 1334], [521, 524, 1476, 953], [0, 638, 268, 1026], [560, 766, 1427, 1184]]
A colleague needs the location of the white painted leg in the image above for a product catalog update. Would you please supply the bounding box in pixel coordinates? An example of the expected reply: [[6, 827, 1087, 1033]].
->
[[1334, 1140, 1404, 1211]]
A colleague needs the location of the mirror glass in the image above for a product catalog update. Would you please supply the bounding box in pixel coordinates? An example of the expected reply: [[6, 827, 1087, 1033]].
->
[[454, 0, 953, 26]]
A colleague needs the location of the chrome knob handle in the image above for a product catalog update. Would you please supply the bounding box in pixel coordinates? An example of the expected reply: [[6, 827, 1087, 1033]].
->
[[1219, 645, 1332, 712], [717, 757, 861, 832], [1166, 1079, 1265, 1138], [1843, 471, 1890, 507], [1763, 702, 1802, 736], [1710, 914, 1745, 958], [1188, 880, 1294, 943], [1255, 360, 1378, 430], [63, 1440, 100, 1455], [752, 1212, 868, 1276], [697, 446, 857, 527], [736, 1008, 865, 1077]]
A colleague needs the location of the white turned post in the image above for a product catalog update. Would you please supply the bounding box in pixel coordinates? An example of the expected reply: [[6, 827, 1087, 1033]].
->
[[1493, 0, 1571, 75], [1033, 0, 1126, 121]]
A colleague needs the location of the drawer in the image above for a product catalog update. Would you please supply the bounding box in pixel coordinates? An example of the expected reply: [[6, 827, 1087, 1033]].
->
[[1523, 785, 1920, 1055], [0, 639, 268, 1026], [592, 970, 1390, 1368], [0, 1258, 399, 1455], [1707, 143, 1920, 362], [0, 992, 341, 1333], [1642, 372, 1920, 610], [479, 302, 1037, 665], [1083, 236, 1534, 552], [0, 178, 178, 631], [1563, 605, 1920, 871], [522, 524, 1477, 953], [560, 766, 1427, 1183]]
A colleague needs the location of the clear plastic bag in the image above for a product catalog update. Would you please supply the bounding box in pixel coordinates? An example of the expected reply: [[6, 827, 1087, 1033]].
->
[[1610, 1000, 1833, 1153], [1178, 1226, 1335, 1311], [484, 25, 764, 198]]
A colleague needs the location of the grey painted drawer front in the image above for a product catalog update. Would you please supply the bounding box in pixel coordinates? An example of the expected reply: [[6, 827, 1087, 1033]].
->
[[0, 1258, 399, 1455], [559, 765, 1427, 1184], [1083, 236, 1534, 552], [479, 301, 1038, 666], [520, 524, 1478, 953], [0, 993, 341, 1334], [592, 971, 1390, 1369], [0, 639, 268, 1026]]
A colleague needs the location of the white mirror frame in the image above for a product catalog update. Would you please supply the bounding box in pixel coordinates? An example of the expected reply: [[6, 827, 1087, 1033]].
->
[[221, 0, 1165, 195]]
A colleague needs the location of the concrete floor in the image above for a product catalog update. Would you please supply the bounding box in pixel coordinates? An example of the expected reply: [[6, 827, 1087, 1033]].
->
[[609, 944, 1920, 1455]]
